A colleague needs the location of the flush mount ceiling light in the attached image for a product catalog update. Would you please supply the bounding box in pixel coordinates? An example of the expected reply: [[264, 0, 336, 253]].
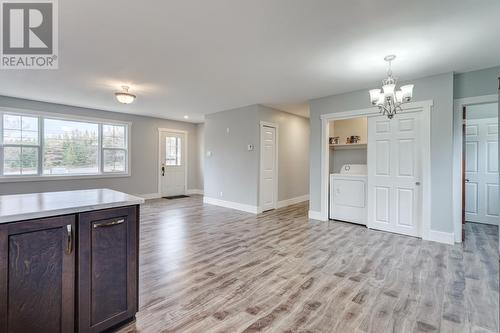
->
[[115, 86, 136, 104], [183, 115, 189, 119], [369, 55, 414, 119]]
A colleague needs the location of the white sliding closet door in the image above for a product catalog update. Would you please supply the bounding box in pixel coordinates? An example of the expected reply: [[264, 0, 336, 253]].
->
[[367, 112, 423, 237], [465, 118, 499, 225]]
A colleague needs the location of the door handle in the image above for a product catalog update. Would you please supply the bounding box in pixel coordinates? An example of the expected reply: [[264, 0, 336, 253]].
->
[[415, 182, 421, 186], [465, 178, 470, 182], [93, 219, 125, 228], [161, 166, 165, 176], [66, 225, 72, 255]]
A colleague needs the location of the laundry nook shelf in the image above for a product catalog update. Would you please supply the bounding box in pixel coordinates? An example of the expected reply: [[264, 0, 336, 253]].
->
[[329, 143, 367, 150]]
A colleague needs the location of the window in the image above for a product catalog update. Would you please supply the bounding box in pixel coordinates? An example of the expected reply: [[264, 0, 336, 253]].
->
[[43, 119, 99, 175], [0, 111, 129, 179], [165, 136, 181, 166], [103, 124, 127, 172], [2, 114, 39, 175]]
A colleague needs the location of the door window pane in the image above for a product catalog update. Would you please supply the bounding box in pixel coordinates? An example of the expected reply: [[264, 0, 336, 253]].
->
[[3, 114, 39, 144], [103, 149, 126, 172], [103, 124, 126, 148], [43, 119, 99, 175], [3, 146, 38, 175], [165, 136, 181, 166]]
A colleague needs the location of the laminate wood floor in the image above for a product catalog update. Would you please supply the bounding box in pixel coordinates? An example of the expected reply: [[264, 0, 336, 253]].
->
[[118, 196, 499, 333]]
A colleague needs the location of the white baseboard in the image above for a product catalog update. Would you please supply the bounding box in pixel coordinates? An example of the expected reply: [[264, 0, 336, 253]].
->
[[276, 194, 309, 209], [308, 210, 326, 221], [136, 193, 161, 200], [203, 196, 259, 214], [137, 189, 203, 200], [426, 230, 455, 245], [186, 189, 204, 195]]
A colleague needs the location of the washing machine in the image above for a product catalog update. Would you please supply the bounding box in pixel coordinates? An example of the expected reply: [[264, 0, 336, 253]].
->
[[329, 164, 367, 225]]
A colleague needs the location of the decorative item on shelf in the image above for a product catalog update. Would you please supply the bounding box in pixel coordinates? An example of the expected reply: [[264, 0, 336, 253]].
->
[[346, 136, 361, 144], [368, 55, 414, 119], [329, 136, 340, 145]]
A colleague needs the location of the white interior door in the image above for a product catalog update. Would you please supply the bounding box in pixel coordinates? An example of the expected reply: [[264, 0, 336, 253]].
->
[[160, 131, 186, 197], [260, 125, 277, 211], [368, 112, 422, 237], [465, 118, 499, 225]]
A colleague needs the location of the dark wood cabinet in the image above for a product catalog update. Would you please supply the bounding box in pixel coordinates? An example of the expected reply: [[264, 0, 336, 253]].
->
[[0, 204, 139, 333], [78, 206, 138, 333], [0, 215, 76, 333]]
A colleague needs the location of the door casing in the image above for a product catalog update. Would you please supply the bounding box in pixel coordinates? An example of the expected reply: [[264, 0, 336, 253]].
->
[[453, 94, 499, 243], [259, 121, 279, 213], [318, 100, 432, 240], [157, 128, 188, 197]]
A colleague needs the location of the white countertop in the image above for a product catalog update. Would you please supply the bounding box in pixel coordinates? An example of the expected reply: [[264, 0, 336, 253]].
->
[[0, 189, 145, 224]]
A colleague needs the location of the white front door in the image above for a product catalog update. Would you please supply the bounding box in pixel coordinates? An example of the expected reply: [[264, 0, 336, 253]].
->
[[260, 125, 277, 211], [160, 131, 186, 197], [465, 118, 499, 225], [367, 112, 423, 237]]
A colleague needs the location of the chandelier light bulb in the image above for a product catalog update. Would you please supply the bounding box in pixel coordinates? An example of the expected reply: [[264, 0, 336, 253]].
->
[[368, 55, 414, 119]]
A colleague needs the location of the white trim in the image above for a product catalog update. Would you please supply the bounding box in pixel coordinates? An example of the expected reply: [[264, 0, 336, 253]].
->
[[203, 196, 259, 214], [427, 230, 455, 245], [0, 173, 131, 183], [186, 189, 204, 195], [0, 106, 132, 126], [276, 194, 309, 209], [157, 128, 188, 196], [320, 100, 433, 239], [136, 193, 162, 200], [452, 94, 498, 243], [259, 121, 279, 212], [308, 210, 324, 221], [319, 100, 434, 121], [0, 107, 131, 181], [137, 189, 202, 200]]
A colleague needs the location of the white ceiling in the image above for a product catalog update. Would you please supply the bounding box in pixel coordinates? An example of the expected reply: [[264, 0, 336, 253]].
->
[[1, 0, 499, 122]]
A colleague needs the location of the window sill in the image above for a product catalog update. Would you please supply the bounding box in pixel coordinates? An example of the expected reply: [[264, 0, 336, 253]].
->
[[0, 173, 131, 183]]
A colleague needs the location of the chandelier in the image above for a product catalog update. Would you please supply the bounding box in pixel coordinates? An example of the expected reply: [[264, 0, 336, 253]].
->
[[369, 55, 414, 119]]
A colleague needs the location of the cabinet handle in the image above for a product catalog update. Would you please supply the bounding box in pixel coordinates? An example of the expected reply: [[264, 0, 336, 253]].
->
[[93, 219, 125, 228], [66, 225, 72, 255]]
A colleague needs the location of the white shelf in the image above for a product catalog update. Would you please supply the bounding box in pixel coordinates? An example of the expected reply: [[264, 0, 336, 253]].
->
[[329, 143, 367, 150]]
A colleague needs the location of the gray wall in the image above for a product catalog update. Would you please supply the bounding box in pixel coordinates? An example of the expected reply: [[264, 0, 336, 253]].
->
[[454, 66, 500, 99], [204, 104, 309, 207], [0, 96, 202, 196], [467, 102, 498, 119], [204, 105, 260, 205], [329, 149, 367, 173], [309, 72, 454, 233], [257, 105, 310, 202], [197, 123, 205, 191]]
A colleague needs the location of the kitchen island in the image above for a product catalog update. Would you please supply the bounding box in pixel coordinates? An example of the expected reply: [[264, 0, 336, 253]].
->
[[0, 189, 144, 333]]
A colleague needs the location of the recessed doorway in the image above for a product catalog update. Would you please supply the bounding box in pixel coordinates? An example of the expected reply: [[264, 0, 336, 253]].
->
[[158, 129, 188, 197]]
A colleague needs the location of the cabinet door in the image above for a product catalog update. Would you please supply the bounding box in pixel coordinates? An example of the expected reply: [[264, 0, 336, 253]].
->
[[78, 206, 138, 333], [0, 215, 76, 333]]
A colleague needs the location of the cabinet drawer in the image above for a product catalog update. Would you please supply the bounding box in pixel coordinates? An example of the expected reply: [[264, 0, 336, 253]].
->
[[78, 205, 138, 333], [0, 215, 76, 333]]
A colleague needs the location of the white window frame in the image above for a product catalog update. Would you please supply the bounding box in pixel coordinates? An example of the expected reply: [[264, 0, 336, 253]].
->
[[0, 107, 131, 182]]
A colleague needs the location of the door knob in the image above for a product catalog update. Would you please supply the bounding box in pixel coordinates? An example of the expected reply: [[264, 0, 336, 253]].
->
[[465, 178, 470, 182], [415, 182, 421, 186]]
